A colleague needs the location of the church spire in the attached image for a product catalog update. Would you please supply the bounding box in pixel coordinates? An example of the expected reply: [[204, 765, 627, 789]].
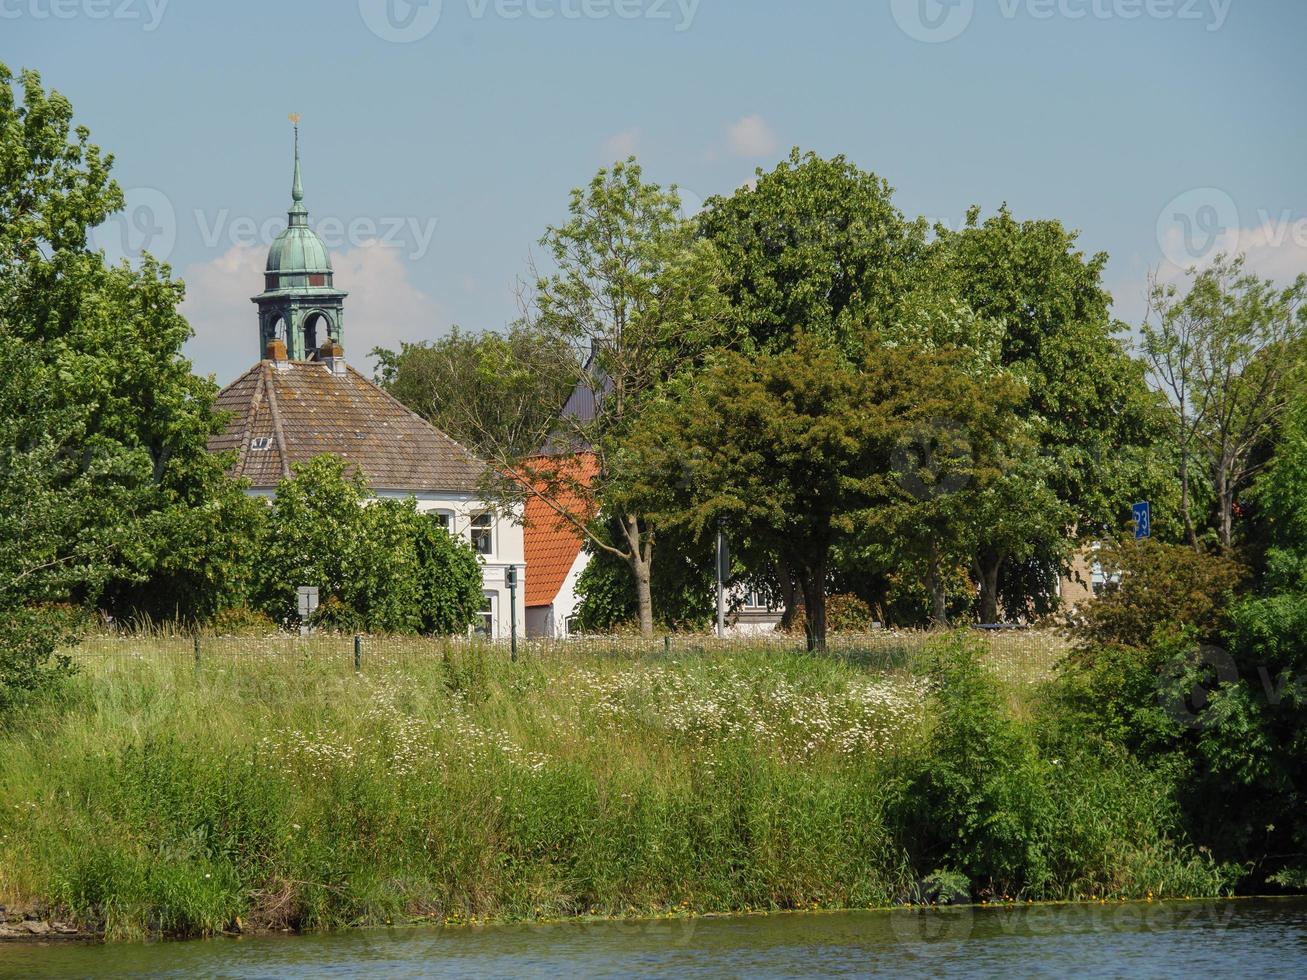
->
[[288, 113, 307, 227], [254, 113, 347, 362]]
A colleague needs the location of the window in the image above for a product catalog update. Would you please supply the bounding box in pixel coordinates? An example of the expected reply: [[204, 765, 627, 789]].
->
[[470, 513, 494, 556], [430, 510, 453, 533], [564, 615, 579, 638], [742, 585, 777, 612], [1090, 562, 1120, 596], [474, 593, 497, 639], [250, 437, 271, 451]]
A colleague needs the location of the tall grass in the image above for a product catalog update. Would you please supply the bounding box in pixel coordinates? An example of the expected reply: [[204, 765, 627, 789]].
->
[[0, 636, 1230, 940]]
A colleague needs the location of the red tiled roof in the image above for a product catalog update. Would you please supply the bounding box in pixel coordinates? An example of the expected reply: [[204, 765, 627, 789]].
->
[[208, 360, 485, 492], [522, 453, 599, 607]]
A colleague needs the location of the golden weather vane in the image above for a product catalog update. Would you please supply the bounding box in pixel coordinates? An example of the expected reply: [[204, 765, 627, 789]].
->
[[288, 112, 301, 125]]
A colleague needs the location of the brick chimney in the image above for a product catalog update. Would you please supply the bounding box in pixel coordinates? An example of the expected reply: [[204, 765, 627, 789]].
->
[[265, 337, 289, 368], [318, 339, 346, 377]]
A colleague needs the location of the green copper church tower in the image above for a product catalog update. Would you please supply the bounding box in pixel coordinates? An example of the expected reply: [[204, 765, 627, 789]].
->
[[252, 119, 347, 361]]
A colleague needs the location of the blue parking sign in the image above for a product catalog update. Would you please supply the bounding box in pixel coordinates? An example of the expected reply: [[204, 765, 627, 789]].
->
[[1133, 501, 1152, 539]]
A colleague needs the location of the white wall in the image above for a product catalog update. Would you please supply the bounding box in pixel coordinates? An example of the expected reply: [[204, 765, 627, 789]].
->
[[526, 548, 590, 639]]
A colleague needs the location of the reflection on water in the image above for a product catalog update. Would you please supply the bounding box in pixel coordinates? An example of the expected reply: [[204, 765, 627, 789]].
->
[[2, 899, 1305, 978]]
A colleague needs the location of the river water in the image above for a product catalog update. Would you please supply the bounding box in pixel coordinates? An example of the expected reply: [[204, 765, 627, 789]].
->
[[3, 899, 1305, 978]]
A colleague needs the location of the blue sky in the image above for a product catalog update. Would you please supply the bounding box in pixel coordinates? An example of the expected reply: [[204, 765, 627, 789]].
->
[[5, 0, 1305, 383]]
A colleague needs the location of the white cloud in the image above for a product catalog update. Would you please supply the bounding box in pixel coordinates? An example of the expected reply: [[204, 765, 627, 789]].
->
[[332, 241, 448, 360], [180, 242, 447, 385], [725, 114, 779, 158], [180, 244, 266, 384], [602, 128, 641, 160]]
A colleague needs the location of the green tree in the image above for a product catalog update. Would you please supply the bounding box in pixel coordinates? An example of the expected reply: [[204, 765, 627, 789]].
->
[[372, 323, 576, 460], [867, 361, 1034, 626], [698, 148, 924, 360], [505, 158, 733, 635], [0, 63, 260, 625], [255, 456, 481, 635], [572, 526, 713, 633], [622, 334, 965, 650], [1143, 254, 1307, 550], [936, 206, 1171, 620]]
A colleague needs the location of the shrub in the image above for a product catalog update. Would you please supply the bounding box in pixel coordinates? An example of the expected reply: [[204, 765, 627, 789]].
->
[[890, 634, 1054, 898], [254, 457, 483, 635], [787, 594, 875, 635], [207, 606, 280, 637], [1070, 538, 1246, 650], [0, 604, 83, 716]]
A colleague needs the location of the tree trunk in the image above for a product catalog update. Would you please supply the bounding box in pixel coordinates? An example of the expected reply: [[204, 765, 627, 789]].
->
[[1179, 453, 1200, 550], [927, 545, 949, 629], [799, 558, 827, 652], [973, 549, 1003, 625], [630, 553, 654, 635], [620, 513, 655, 636], [775, 559, 801, 631], [1216, 459, 1234, 551]]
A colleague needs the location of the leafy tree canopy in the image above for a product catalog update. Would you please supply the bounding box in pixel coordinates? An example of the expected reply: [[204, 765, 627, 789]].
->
[[372, 323, 577, 461], [699, 148, 924, 360], [255, 456, 483, 636]]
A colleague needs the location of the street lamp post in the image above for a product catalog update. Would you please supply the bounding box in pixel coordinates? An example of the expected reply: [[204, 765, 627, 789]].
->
[[506, 565, 519, 663]]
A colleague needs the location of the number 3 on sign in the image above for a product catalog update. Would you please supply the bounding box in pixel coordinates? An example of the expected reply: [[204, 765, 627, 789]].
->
[[1133, 502, 1151, 540]]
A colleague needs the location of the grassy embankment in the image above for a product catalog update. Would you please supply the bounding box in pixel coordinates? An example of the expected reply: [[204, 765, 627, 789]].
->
[[0, 632, 1233, 940]]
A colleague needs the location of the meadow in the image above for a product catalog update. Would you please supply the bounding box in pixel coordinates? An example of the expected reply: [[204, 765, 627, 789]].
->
[[0, 631, 1233, 940]]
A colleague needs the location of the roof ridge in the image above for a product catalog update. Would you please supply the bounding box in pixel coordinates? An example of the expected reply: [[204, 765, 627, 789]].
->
[[263, 365, 292, 480], [231, 364, 268, 478]]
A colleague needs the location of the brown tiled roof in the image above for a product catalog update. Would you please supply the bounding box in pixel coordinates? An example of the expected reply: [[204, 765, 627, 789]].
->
[[209, 360, 485, 492], [521, 453, 598, 607]]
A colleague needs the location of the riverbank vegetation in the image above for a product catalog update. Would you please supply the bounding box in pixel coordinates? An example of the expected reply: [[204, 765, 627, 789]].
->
[[0, 633, 1236, 941]]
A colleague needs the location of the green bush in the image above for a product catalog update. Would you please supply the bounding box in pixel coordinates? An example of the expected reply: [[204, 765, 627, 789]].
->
[[0, 605, 83, 716], [207, 606, 280, 637], [255, 457, 483, 635], [890, 635, 1054, 897], [1069, 538, 1246, 650]]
